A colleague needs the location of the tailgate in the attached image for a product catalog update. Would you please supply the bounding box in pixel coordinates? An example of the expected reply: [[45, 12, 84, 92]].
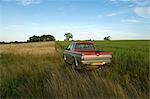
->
[[82, 51, 112, 64]]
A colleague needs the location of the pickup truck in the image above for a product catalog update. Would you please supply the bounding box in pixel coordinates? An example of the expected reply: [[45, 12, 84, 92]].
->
[[63, 42, 112, 70]]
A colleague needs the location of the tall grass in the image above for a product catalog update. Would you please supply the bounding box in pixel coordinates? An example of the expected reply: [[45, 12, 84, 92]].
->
[[56, 40, 150, 98], [0, 41, 149, 98]]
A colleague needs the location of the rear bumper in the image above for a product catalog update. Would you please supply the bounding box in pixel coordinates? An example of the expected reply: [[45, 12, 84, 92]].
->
[[81, 61, 111, 70], [81, 60, 111, 66]]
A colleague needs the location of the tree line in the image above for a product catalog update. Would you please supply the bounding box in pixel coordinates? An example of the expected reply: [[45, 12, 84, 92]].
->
[[0, 34, 55, 44], [27, 35, 55, 42], [0, 33, 111, 44]]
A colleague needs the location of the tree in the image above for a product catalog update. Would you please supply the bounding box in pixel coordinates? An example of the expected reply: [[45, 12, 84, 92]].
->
[[28, 34, 55, 42], [104, 36, 111, 40], [29, 35, 40, 42], [40, 35, 55, 41], [64, 33, 73, 41]]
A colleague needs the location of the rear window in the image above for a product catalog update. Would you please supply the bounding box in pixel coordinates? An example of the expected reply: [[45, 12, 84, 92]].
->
[[75, 43, 95, 49]]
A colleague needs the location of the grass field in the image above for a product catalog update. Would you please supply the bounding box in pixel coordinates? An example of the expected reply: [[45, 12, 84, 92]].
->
[[0, 40, 150, 98]]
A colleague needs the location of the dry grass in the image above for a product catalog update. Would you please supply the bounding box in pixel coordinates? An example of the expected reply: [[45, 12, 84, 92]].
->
[[0, 42, 56, 55]]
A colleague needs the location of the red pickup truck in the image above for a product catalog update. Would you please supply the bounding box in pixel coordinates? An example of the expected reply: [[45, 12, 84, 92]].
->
[[63, 42, 112, 70]]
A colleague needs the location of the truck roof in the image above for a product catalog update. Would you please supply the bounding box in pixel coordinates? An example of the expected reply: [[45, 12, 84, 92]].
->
[[73, 42, 94, 44]]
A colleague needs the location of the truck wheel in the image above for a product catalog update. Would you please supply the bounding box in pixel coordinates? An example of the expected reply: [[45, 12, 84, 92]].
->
[[72, 59, 77, 71], [63, 54, 67, 63], [63, 55, 68, 67]]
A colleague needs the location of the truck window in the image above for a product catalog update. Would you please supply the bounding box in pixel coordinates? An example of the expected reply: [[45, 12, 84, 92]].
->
[[70, 44, 74, 50], [75, 43, 95, 50], [67, 43, 74, 50], [67, 44, 72, 50]]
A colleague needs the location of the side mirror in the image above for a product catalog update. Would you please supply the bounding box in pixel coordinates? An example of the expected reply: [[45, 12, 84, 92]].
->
[[65, 47, 70, 50]]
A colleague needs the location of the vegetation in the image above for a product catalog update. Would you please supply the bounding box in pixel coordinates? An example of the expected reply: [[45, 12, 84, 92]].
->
[[0, 41, 27, 44], [64, 33, 73, 41], [104, 36, 111, 40], [0, 40, 149, 98], [28, 35, 55, 42], [57, 40, 150, 97], [0, 34, 55, 44]]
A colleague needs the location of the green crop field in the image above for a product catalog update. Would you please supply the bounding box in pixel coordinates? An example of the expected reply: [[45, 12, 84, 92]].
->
[[0, 40, 150, 98]]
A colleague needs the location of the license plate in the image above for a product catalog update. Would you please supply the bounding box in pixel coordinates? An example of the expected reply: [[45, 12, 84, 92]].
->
[[91, 62, 105, 65]]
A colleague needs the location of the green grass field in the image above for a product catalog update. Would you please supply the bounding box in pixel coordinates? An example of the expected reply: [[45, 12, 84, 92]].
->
[[0, 40, 150, 98]]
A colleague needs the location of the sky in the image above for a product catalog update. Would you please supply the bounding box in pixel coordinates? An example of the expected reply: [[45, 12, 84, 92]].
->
[[0, 0, 150, 41]]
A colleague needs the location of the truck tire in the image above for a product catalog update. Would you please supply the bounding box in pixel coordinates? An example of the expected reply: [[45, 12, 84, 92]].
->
[[63, 54, 67, 63], [72, 58, 77, 71], [63, 54, 68, 67]]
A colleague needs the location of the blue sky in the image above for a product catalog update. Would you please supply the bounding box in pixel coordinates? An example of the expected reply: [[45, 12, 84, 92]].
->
[[0, 0, 150, 41]]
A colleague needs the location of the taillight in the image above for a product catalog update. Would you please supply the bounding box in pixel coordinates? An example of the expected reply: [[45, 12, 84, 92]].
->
[[96, 53, 99, 56], [81, 55, 84, 60], [109, 58, 112, 61]]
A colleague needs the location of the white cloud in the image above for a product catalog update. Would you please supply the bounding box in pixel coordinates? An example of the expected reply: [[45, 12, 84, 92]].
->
[[109, 0, 150, 7], [2, 24, 113, 41], [121, 19, 140, 23], [1, 23, 149, 41], [106, 13, 119, 17], [2, 0, 41, 6], [134, 7, 150, 18], [4, 24, 24, 30], [133, 0, 150, 7], [16, 0, 41, 6], [110, 0, 116, 1], [109, 0, 150, 18]]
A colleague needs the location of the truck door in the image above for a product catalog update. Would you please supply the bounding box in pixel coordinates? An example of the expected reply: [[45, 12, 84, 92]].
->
[[65, 43, 74, 64]]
